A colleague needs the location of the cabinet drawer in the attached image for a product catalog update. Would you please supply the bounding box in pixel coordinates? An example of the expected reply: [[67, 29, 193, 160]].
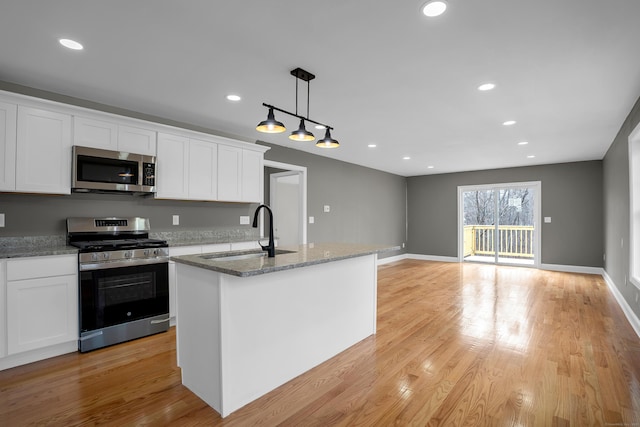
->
[[7, 255, 77, 281]]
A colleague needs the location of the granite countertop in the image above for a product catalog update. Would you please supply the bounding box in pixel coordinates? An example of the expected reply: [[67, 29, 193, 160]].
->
[[0, 228, 261, 259], [0, 236, 78, 259], [171, 242, 400, 277]]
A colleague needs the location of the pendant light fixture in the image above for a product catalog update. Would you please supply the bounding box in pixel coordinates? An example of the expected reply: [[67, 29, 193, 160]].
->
[[316, 128, 339, 148], [257, 67, 339, 148], [255, 107, 286, 133]]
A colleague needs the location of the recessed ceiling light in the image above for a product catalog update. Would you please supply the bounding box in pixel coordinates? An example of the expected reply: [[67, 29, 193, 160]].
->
[[503, 120, 517, 126], [478, 83, 496, 91], [368, 144, 377, 148], [421, 0, 447, 17], [403, 156, 411, 160], [59, 38, 83, 50], [226, 94, 241, 102], [427, 165, 435, 169], [518, 141, 529, 145], [527, 155, 536, 159]]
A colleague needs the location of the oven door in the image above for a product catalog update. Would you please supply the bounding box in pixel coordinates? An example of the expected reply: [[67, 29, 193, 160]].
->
[[79, 262, 169, 333]]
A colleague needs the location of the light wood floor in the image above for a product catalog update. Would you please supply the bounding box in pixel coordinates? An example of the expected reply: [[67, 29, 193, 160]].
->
[[1, 260, 639, 426]]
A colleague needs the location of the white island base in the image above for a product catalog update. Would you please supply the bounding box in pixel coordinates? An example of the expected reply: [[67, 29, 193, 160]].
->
[[175, 254, 377, 417]]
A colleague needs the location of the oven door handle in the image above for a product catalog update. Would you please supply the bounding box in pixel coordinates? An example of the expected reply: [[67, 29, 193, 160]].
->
[[150, 318, 171, 325], [79, 257, 169, 271]]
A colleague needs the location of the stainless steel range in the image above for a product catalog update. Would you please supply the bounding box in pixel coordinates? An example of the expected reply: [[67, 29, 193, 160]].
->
[[67, 217, 170, 352]]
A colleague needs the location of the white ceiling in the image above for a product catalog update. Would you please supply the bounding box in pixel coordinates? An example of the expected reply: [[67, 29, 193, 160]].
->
[[1, 0, 640, 177]]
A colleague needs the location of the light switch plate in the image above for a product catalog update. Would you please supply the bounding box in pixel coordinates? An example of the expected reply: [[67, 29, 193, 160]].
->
[[240, 215, 250, 225], [0, 213, 4, 227], [172, 215, 180, 226], [544, 217, 551, 223], [323, 205, 330, 213], [309, 216, 315, 224]]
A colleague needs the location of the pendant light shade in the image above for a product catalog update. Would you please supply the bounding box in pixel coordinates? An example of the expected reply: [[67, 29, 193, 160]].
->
[[316, 128, 339, 148], [256, 107, 286, 133], [289, 119, 315, 141]]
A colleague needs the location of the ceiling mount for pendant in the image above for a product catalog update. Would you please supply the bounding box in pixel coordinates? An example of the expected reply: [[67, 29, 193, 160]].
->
[[256, 67, 339, 148]]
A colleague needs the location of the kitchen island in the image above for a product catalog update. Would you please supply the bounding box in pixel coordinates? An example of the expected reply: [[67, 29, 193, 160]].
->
[[172, 242, 395, 417]]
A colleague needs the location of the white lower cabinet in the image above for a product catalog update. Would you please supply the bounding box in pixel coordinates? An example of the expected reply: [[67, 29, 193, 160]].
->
[[0, 261, 7, 359], [7, 274, 77, 355], [2, 255, 78, 368]]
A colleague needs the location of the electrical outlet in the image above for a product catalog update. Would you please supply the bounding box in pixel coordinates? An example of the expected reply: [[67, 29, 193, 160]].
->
[[309, 216, 315, 224], [635, 293, 639, 303], [172, 215, 180, 226], [402, 242, 405, 248], [603, 253, 606, 261], [240, 216, 250, 225], [544, 217, 551, 223], [0, 213, 4, 227]]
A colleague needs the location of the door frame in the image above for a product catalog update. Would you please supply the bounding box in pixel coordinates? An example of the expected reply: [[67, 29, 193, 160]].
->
[[457, 181, 541, 268], [264, 160, 308, 244]]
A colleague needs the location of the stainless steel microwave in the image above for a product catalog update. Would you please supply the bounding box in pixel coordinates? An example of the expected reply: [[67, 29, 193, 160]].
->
[[72, 146, 156, 194]]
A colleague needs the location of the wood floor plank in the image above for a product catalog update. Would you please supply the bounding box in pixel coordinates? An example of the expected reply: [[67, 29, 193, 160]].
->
[[1, 260, 639, 426]]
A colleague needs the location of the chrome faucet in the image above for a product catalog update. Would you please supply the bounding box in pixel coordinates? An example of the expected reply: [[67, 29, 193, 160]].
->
[[252, 204, 275, 257]]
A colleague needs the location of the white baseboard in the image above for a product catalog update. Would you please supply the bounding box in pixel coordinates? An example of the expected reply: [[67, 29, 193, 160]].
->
[[0, 341, 77, 371], [602, 270, 640, 339], [407, 254, 459, 263], [377, 254, 409, 265], [540, 263, 604, 275]]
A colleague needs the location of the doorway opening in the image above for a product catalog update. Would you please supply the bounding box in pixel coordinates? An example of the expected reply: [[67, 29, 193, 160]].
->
[[458, 181, 541, 267], [264, 160, 307, 245]]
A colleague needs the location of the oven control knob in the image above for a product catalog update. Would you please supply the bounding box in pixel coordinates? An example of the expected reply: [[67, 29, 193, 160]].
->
[[124, 251, 132, 258], [153, 249, 159, 256], [143, 249, 150, 257], [102, 252, 110, 260], [91, 253, 98, 261]]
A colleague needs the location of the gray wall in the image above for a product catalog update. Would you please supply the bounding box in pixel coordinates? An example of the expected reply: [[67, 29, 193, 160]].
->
[[407, 161, 604, 267], [603, 95, 640, 319], [259, 143, 407, 258], [0, 192, 254, 236]]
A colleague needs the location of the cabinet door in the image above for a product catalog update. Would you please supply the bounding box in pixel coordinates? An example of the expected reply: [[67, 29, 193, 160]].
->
[[217, 145, 242, 201], [16, 106, 71, 194], [73, 116, 118, 150], [118, 125, 156, 155], [7, 274, 78, 355], [0, 101, 17, 191], [241, 149, 263, 203], [156, 132, 189, 199], [0, 261, 6, 358], [188, 138, 218, 200]]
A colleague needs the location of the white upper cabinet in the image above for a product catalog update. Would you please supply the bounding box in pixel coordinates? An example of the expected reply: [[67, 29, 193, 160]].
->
[[16, 106, 71, 194], [118, 125, 156, 155], [0, 101, 17, 191], [73, 116, 118, 150], [242, 149, 263, 203], [188, 138, 218, 200], [156, 133, 219, 201], [217, 145, 264, 203], [73, 116, 156, 155], [217, 145, 243, 202], [156, 132, 189, 199]]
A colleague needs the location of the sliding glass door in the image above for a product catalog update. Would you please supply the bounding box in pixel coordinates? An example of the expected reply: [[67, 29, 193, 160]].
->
[[459, 182, 540, 266]]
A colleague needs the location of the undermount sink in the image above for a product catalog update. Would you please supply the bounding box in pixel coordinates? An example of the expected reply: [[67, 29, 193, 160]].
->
[[200, 249, 296, 262]]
